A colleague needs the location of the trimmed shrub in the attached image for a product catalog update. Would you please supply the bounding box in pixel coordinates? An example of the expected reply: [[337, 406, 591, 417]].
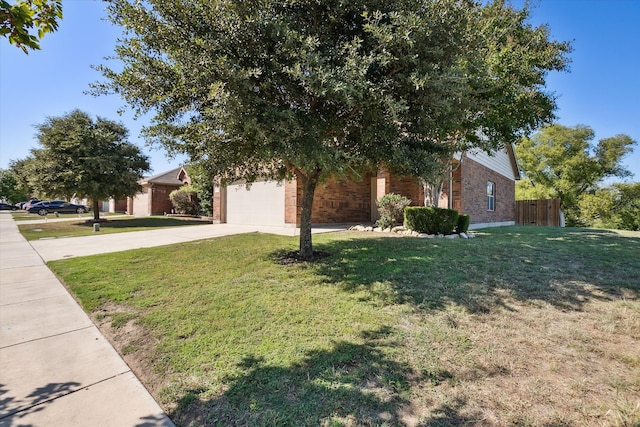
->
[[376, 193, 411, 230], [455, 214, 470, 234], [404, 207, 459, 235]]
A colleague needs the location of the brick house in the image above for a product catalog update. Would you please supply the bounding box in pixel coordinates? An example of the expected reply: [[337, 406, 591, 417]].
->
[[212, 146, 519, 229], [127, 167, 191, 216]]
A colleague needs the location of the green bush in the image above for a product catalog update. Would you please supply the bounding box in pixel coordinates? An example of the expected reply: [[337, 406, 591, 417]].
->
[[404, 207, 459, 235], [169, 186, 199, 215], [376, 193, 411, 230], [455, 214, 470, 234]]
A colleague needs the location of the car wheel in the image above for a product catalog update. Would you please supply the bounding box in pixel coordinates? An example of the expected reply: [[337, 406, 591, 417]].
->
[[77, 208, 85, 214], [38, 209, 48, 216]]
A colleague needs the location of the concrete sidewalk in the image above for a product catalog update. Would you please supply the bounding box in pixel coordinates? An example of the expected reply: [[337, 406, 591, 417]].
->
[[0, 212, 175, 426], [1, 213, 348, 425]]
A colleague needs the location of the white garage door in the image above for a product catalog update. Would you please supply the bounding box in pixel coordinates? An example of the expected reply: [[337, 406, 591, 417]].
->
[[132, 191, 149, 216], [227, 181, 285, 226]]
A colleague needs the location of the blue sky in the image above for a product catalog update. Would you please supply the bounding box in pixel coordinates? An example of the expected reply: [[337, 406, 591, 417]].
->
[[1, 0, 639, 181]]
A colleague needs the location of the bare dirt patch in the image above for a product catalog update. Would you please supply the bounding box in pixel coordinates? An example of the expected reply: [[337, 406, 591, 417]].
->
[[91, 302, 168, 398]]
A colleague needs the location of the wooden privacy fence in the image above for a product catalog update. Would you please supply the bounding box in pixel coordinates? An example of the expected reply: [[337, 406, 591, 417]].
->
[[516, 198, 561, 226]]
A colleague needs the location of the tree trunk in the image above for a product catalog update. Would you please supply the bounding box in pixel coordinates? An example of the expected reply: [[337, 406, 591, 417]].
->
[[423, 179, 444, 207], [92, 199, 100, 221], [298, 170, 320, 260]]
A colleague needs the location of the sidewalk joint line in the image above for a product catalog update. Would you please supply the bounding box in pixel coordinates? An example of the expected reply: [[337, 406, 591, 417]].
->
[[0, 325, 95, 350]]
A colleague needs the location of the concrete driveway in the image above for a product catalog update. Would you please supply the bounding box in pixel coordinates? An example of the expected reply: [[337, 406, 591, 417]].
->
[[28, 222, 349, 262]]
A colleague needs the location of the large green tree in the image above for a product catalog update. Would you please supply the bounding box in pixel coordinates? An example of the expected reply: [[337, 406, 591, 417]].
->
[[25, 109, 150, 221], [93, 0, 570, 258], [515, 124, 637, 225], [1, 0, 62, 53]]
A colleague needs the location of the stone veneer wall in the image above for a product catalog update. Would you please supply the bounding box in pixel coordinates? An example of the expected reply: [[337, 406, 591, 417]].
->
[[460, 157, 515, 224]]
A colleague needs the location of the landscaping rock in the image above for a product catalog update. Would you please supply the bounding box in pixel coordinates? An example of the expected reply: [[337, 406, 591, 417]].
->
[[460, 232, 469, 239]]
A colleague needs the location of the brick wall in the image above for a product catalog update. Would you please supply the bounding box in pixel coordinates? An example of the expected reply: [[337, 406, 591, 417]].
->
[[150, 185, 179, 215], [387, 172, 424, 207], [212, 187, 222, 222], [284, 180, 298, 224], [109, 199, 128, 213], [460, 157, 515, 224], [307, 174, 373, 224]]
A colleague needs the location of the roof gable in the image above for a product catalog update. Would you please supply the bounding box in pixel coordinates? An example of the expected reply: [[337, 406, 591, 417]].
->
[[141, 167, 190, 186]]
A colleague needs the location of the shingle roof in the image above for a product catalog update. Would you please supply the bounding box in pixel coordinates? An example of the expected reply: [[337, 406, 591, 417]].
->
[[140, 167, 188, 186]]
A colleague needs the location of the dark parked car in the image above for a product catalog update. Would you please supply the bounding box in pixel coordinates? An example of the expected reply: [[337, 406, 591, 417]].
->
[[27, 200, 89, 215], [0, 202, 18, 210]]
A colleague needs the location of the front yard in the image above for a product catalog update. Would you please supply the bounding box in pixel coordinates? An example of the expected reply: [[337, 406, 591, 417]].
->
[[17, 215, 211, 240], [48, 226, 640, 426]]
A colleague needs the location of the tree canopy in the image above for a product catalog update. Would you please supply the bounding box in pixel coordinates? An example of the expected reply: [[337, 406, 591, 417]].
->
[[515, 123, 637, 226], [23, 109, 150, 220], [578, 183, 640, 231], [94, 0, 571, 258], [0, 168, 27, 203], [1, 0, 62, 53]]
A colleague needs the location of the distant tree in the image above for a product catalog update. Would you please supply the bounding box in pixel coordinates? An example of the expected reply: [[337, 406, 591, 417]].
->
[[579, 183, 640, 231], [94, 0, 570, 259], [515, 124, 636, 225], [1, 0, 62, 53], [27, 109, 150, 221], [8, 157, 37, 198], [0, 168, 27, 203]]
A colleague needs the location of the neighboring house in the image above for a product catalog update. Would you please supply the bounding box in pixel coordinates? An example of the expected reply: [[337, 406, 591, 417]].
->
[[127, 167, 191, 216], [212, 146, 520, 229]]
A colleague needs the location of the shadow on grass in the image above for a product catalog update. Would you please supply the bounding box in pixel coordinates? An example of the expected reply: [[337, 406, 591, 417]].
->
[[170, 327, 420, 426], [170, 327, 487, 426], [306, 226, 640, 314]]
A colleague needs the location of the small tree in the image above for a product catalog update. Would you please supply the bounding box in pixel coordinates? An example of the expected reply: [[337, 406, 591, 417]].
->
[[169, 185, 199, 215], [26, 109, 150, 221], [185, 161, 214, 216]]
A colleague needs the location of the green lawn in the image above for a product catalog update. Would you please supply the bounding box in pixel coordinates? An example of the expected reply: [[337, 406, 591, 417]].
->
[[49, 226, 640, 426], [11, 210, 102, 221], [17, 216, 211, 240]]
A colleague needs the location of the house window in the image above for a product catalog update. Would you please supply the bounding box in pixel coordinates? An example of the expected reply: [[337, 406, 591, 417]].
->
[[487, 181, 495, 211]]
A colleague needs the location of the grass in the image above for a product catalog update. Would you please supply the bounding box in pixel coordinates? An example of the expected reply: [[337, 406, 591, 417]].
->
[[10, 210, 114, 221], [17, 216, 211, 240], [48, 226, 640, 426]]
